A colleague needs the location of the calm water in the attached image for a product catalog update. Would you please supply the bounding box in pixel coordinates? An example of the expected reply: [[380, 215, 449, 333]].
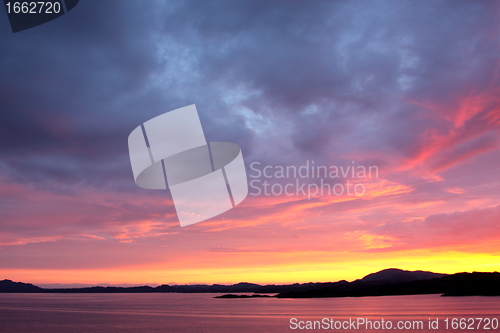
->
[[0, 293, 498, 332]]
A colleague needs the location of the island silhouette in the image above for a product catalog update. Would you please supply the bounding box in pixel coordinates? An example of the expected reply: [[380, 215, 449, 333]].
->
[[1, 269, 499, 297]]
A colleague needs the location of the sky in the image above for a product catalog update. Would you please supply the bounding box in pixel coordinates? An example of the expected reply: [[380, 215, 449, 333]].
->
[[1, 0, 500, 286]]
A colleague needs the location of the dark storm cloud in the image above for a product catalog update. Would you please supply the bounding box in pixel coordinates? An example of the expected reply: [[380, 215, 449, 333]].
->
[[0, 1, 166, 189], [152, 0, 500, 168], [1, 0, 500, 192]]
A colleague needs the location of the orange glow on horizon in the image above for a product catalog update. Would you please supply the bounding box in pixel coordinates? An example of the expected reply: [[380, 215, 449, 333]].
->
[[2, 250, 499, 286]]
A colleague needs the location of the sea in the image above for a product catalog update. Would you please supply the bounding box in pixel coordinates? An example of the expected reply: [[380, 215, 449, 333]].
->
[[0, 293, 498, 332]]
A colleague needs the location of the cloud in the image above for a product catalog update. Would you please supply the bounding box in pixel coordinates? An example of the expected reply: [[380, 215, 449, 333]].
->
[[365, 204, 500, 252], [2, 0, 499, 187], [1, 0, 500, 280]]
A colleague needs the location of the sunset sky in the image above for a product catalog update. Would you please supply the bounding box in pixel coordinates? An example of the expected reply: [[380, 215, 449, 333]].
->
[[1, 0, 500, 287]]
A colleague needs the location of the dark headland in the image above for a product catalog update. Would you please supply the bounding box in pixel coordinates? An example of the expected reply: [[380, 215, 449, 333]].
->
[[1, 269, 499, 298]]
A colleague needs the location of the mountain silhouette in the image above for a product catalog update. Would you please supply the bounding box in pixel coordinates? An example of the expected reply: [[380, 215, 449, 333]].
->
[[360, 268, 446, 283], [274, 271, 500, 298], [1, 269, 499, 297], [0, 279, 42, 292]]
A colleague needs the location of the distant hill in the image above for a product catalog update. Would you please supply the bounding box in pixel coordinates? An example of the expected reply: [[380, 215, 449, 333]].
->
[[2, 270, 499, 297], [0, 279, 42, 293], [0, 280, 264, 294], [361, 268, 446, 283], [275, 272, 500, 298], [440, 272, 500, 296]]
